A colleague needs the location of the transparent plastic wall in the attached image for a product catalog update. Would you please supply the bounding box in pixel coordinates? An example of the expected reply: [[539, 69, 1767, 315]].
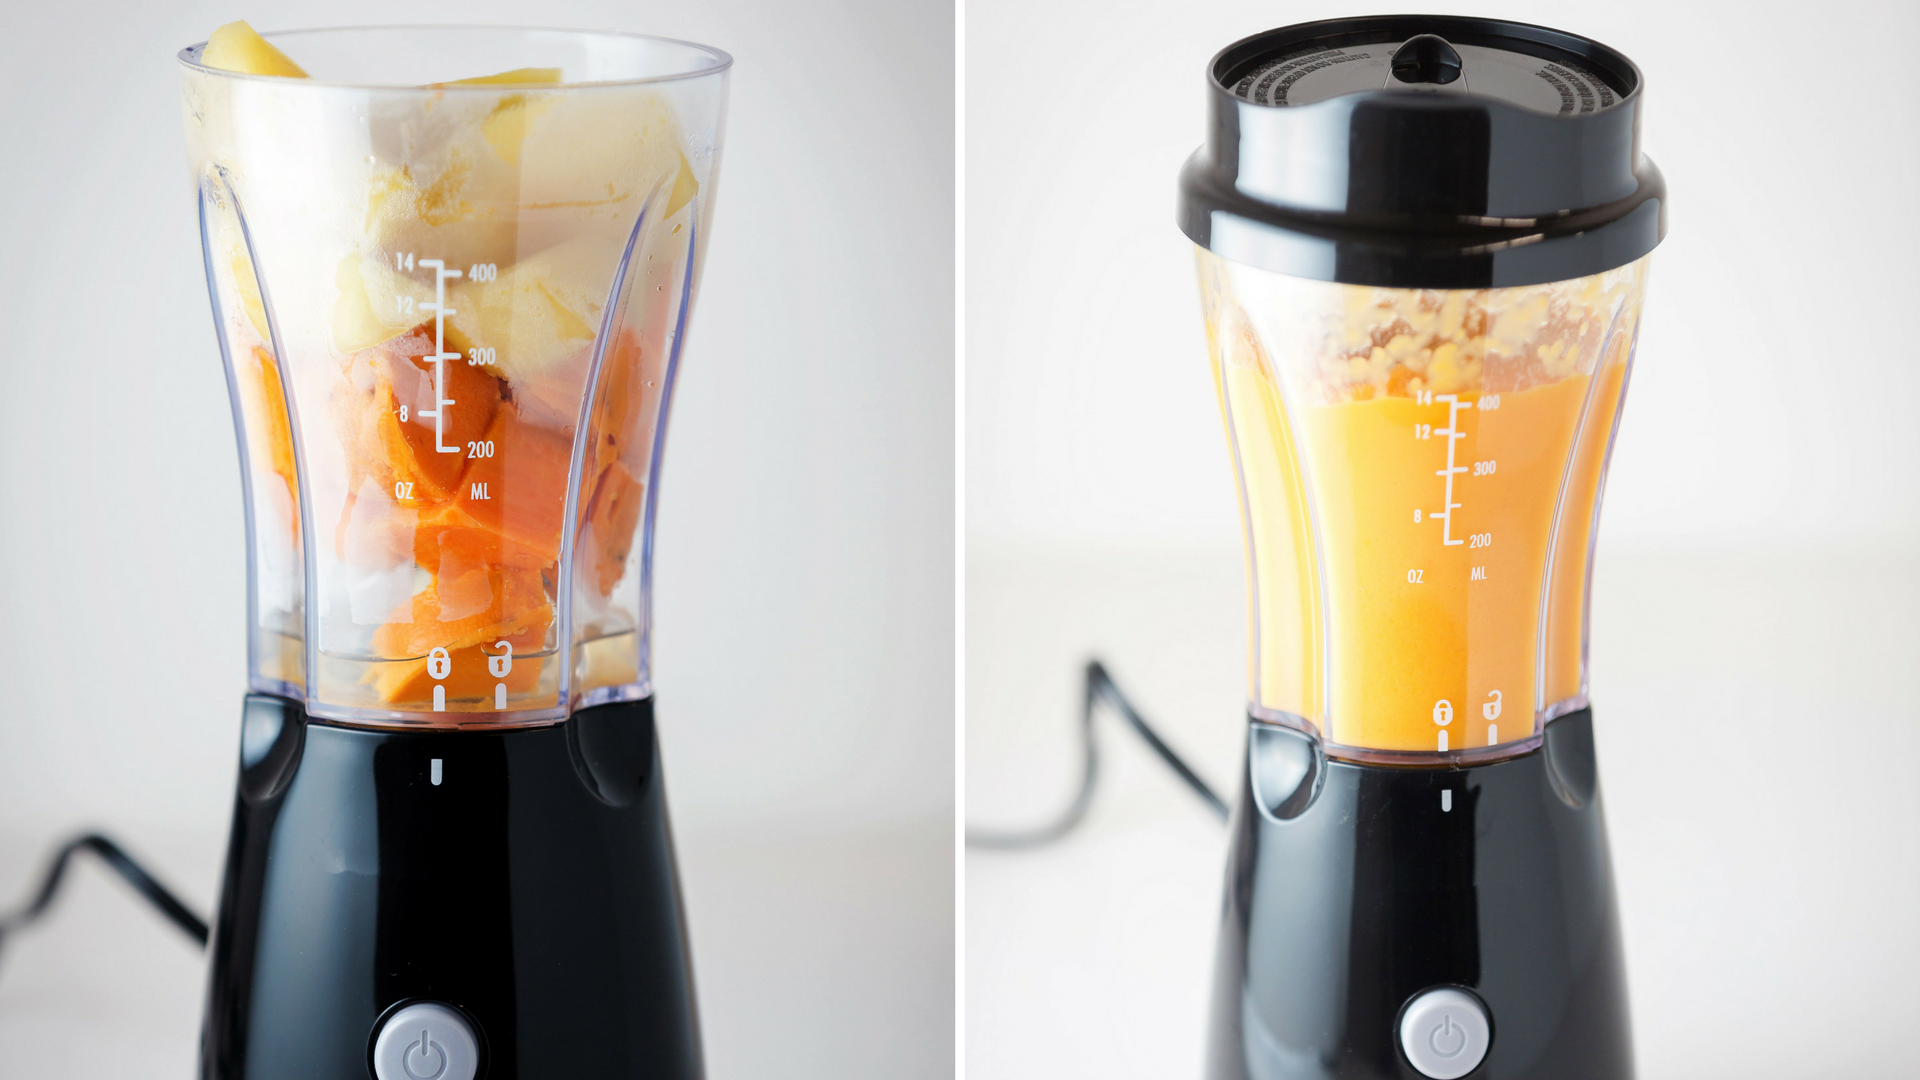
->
[[1197, 250, 1648, 760], [182, 29, 728, 727]]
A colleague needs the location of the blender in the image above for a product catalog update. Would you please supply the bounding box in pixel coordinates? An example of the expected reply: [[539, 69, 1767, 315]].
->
[[180, 27, 728, 1079], [1179, 16, 1662, 1079]]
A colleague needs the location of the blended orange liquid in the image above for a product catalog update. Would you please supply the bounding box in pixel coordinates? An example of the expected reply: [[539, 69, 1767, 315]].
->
[[1202, 253, 1645, 754]]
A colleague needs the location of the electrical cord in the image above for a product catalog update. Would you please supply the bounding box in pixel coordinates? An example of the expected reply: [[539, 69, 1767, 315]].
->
[[0, 833, 210, 965], [967, 660, 1227, 849]]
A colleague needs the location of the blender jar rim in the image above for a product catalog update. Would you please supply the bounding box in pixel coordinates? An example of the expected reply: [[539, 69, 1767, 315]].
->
[[177, 24, 733, 91]]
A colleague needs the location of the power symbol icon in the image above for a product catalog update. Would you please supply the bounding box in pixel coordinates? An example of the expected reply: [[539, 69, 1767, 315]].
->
[[403, 1030, 449, 1080], [373, 1001, 476, 1080], [1400, 988, 1488, 1078]]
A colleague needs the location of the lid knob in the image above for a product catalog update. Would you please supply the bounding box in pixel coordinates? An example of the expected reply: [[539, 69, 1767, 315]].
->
[[1389, 34, 1462, 85]]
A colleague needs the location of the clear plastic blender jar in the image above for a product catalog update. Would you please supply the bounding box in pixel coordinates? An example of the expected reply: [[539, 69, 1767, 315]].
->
[[1198, 254, 1648, 760], [1179, 18, 1664, 764], [181, 27, 729, 727]]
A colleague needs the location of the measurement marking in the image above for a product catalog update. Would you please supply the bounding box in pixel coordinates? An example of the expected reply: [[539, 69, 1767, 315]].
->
[[416, 259, 464, 454], [1430, 395, 1472, 546], [1441, 789, 1452, 812], [430, 758, 443, 786]]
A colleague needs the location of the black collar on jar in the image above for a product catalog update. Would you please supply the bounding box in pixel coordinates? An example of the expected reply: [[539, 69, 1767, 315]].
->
[[1177, 15, 1667, 289]]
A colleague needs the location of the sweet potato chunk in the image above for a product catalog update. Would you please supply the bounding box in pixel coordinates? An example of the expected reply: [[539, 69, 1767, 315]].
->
[[579, 459, 645, 596], [340, 326, 502, 500], [367, 560, 551, 709], [455, 404, 573, 563], [371, 563, 551, 661], [240, 345, 298, 497]]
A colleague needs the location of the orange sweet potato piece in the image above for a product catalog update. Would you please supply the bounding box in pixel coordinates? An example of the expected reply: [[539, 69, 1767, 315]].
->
[[589, 330, 645, 477], [578, 459, 646, 596], [240, 345, 298, 497], [371, 564, 551, 661], [365, 526, 557, 707], [412, 508, 555, 574], [340, 325, 503, 501], [455, 405, 573, 564]]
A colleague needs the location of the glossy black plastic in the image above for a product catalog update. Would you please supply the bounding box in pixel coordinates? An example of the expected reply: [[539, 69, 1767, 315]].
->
[[202, 695, 701, 1079], [1208, 709, 1631, 1079], [1178, 15, 1666, 287]]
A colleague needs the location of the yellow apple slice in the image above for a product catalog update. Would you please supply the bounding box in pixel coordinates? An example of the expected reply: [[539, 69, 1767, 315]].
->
[[202, 21, 308, 78], [447, 248, 602, 385], [438, 68, 563, 87], [332, 255, 437, 353]]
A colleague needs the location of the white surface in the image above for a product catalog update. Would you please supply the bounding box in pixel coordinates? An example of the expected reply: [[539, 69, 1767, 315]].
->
[[965, 0, 1920, 550], [966, 543, 1920, 1079], [0, 0, 953, 1073], [1399, 988, 1489, 1080], [0, 818, 953, 1079]]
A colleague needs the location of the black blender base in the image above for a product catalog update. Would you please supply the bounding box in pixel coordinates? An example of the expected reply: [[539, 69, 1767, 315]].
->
[[1206, 709, 1631, 1080], [200, 695, 701, 1080]]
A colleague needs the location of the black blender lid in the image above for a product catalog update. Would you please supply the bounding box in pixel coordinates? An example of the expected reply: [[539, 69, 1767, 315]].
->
[[1178, 15, 1666, 288]]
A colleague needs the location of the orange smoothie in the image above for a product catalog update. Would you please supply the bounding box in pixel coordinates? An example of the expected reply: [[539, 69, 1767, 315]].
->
[[1202, 252, 1646, 754]]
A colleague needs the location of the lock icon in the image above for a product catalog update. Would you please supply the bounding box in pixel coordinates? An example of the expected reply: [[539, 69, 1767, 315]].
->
[[1483, 690, 1502, 721], [488, 642, 514, 679], [1432, 699, 1453, 726]]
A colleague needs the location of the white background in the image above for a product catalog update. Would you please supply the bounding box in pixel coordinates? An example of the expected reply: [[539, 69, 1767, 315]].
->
[[968, 0, 1920, 550], [0, 2, 954, 1077], [967, 1, 1920, 1078]]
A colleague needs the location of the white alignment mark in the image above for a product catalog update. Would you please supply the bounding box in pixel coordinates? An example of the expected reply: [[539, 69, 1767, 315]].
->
[[415, 259, 464, 454], [1437, 728, 1449, 752], [432, 685, 446, 712], [1441, 789, 1452, 812], [1431, 394, 1472, 546], [430, 758, 443, 786], [1488, 723, 1498, 745], [495, 683, 507, 710]]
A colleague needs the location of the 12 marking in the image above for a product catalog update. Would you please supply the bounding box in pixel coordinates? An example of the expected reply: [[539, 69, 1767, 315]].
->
[[1429, 393, 1471, 546], [1410, 392, 1497, 579], [413, 258, 464, 456]]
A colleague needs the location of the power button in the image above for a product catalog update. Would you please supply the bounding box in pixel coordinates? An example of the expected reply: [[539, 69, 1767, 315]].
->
[[1398, 987, 1490, 1079], [373, 1002, 480, 1080]]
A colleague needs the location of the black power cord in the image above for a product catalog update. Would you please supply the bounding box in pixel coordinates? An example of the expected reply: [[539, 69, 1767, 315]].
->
[[0, 833, 210, 965], [967, 660, 1227, 849]]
